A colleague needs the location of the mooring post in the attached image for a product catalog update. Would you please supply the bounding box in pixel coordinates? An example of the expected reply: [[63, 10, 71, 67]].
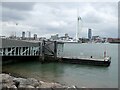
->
[[38, 42, 41, 55], [54, 41, 57, 60], [38, 42, 41, 61], [41, 40, 45, 62]]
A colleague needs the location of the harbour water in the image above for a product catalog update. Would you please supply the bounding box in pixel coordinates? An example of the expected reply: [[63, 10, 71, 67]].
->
[[2, 43, 118, 88]]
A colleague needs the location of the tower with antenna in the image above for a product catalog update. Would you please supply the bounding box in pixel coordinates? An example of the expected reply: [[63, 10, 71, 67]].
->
[[76, 9, 82, 42]]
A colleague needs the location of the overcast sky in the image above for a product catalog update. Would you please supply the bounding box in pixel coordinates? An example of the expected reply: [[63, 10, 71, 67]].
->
[[1, 2, 118, 38]]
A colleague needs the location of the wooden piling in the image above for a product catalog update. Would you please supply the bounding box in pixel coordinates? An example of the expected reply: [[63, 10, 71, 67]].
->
[[54, 41, 57, 60], [41, 40, 45, 62]]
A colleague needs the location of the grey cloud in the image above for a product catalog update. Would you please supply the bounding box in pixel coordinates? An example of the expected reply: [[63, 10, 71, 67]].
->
[[83, 13, 102, 24], [2, 2, 35, 11], [31, 3, 117, 38], [2, 2, 118, 38], [0, 3, 2, 21], [93, 2, 118, 17], [2, 2, 35, 21], [100, 23, 118, 37], [2, 7, 30, 21]]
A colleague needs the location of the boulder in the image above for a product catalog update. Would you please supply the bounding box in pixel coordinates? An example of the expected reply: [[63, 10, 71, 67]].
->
[[18, 84, 26, 88], [2, 74, 15, 88], [2, 74, 13, 83], [50, 82, 64, 88], [0, 74, 68, 89], [26, 85, 34, 88], [9, 85, 17, 88], [25, 78, 40, 87], [0, 74, 2, 83], [13, 77, 26, 85], [36, 86, 40, 88], [2, 83, 9, 89]]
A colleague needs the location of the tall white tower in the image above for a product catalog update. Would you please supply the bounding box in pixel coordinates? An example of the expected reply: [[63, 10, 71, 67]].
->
[[76, 9, 82, 41]]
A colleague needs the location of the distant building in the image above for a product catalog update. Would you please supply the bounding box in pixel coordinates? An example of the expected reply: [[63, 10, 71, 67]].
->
[[34, 34, 37, 40], [92, 36, 100, 41], [0, 36, 6, 38], [88, 29, 92, 40], [60, 33, 69, 40], [22, 31, 25, 39], [79, 38, 89, 43], [59, 33, 73, 41], [107, 38, 120, 43], [39, 37, 46, 41], [50, 34, 59, 40], [92, 36, 105, 43], [28, 31, 31, 39], [9, 35, 16, 39], [65, 33, 69, 38]]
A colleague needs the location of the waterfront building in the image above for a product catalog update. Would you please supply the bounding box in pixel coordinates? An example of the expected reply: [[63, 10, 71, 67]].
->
[[65, 33, 69, 38], [50, 34, 59, 40], [88, 29, 92, 40], [92, 36, 100, 41], [22, 31, 25, 39], [34, 34, 37, 40], [39, 37, 46, 41], [107, 38, 120, 43], [59, 33, 73, 41], [28, 31, 31, 39], [0, 36, 6, 38], [79, 38, 89, 43]]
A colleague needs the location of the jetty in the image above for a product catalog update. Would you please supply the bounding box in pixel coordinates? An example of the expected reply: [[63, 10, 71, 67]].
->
[[59, 56, 111, 66], [0, 38, 111, 66]]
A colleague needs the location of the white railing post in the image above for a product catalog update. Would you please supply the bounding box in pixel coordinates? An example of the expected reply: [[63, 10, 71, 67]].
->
[[10, 48, 12, 56], [18, 47, 19, 56], [5, 48, 8, 56], [1, 48, 3, 56], [21, 47, 23, 56], [27, 47, 29, 56], [14, 47, 16, 56]]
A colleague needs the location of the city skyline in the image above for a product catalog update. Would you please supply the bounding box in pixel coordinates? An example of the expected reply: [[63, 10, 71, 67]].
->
[[1, 2, 118, 38]]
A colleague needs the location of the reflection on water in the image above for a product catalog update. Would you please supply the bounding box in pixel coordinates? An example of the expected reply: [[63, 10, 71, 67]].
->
[[3, 43, 118, 88]]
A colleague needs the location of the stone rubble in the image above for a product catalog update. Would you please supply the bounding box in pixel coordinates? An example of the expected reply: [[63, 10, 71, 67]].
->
[[1, 73, 77, 89]]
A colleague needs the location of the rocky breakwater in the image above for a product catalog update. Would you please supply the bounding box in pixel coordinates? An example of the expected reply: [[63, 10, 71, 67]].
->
[[1, 73, 72, 89]]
